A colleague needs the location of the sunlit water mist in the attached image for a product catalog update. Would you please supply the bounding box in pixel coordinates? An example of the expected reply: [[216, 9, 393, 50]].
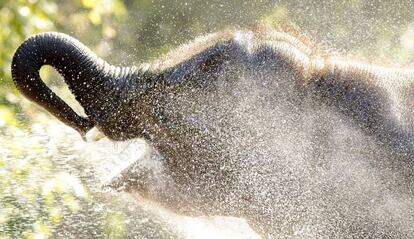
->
[[11, 61, 414, 238], [4, 0, 414, 238], [77, 69, 414, 239], [5, 71, 414, 238], [80, 135, 260, 239], [6, 26, 414, 238], [26, 122, 260, 238]]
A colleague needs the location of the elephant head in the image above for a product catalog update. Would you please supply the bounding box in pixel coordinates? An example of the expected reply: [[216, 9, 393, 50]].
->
[[12, 31, 321, 141]]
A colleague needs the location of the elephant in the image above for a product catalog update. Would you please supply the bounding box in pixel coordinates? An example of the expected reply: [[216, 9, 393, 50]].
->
[[12, 29, 414, 238]]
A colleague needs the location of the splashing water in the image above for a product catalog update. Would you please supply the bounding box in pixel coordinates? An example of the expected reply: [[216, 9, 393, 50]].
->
[[0, 117, 260, 238], [68, 62, 414, 238], [80, 131, 261, 239], [5, 42, 414, 238], [4, 0, 414, 238], [4, 62, 414, 238]]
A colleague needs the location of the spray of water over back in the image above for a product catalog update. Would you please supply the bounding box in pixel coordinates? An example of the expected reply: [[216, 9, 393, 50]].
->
[[11, 27, 414, 238]]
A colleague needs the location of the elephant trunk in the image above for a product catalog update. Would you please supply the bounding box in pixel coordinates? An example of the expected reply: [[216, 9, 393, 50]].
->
[[11, 32, 131, 137]]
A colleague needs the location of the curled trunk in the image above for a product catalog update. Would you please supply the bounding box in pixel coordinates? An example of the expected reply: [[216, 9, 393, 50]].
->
[[11, 32, 137, 137]]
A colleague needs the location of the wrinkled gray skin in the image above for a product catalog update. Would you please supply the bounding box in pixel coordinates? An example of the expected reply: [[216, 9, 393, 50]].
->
[[12, 30, 414, 238]]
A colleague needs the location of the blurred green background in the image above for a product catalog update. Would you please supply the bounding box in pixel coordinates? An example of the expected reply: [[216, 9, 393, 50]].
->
[[1, 0, 414, 238]]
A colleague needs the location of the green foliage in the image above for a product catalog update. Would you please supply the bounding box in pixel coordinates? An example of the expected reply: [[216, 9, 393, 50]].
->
[[0, 97, 135, 238], [104, 211, 127, 239], [0, 0, 56, 88], [0, 0, 126, 91], [0, 114, 89, 238]]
